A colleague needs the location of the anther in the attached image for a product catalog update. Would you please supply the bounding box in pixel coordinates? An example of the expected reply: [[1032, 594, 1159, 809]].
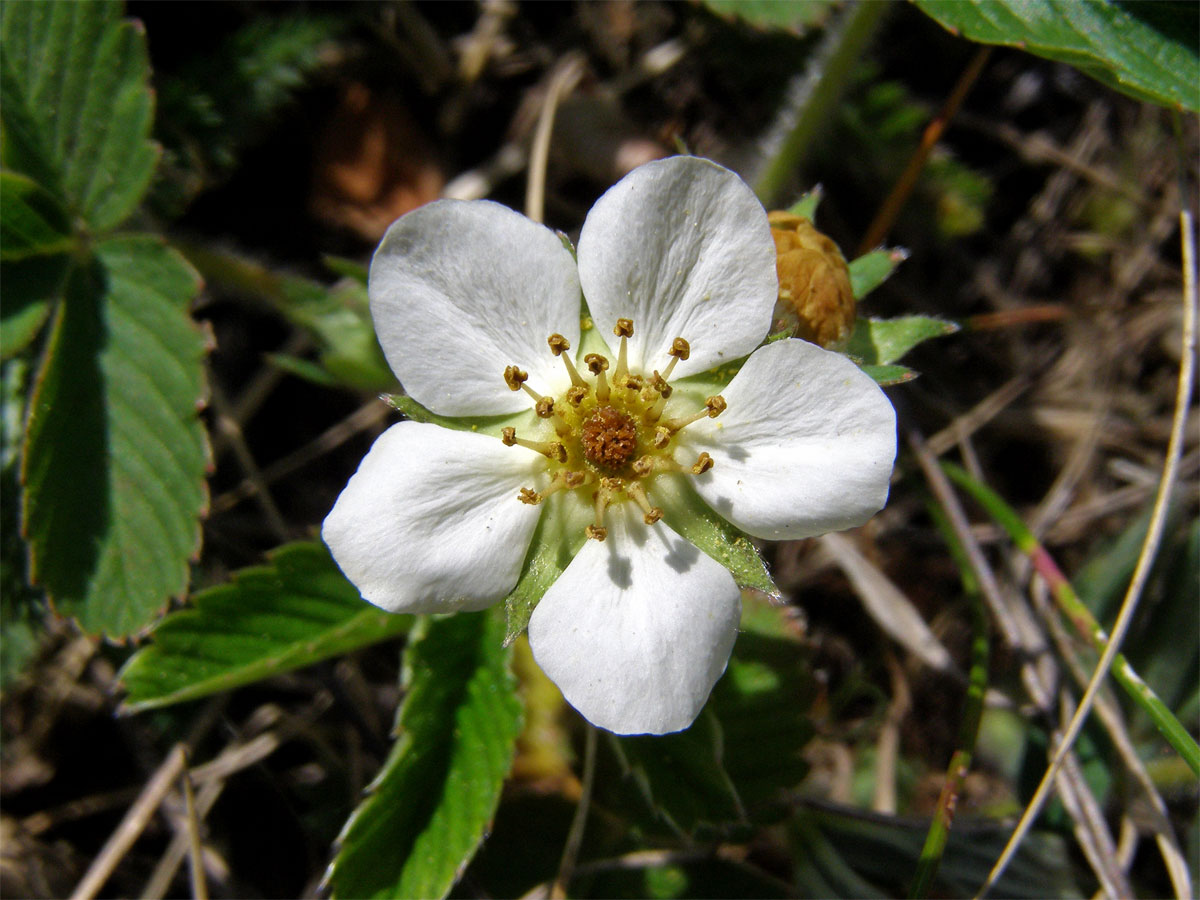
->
[[692, 452, 714, 475], [627, 481, 664, 525], [650, 372, 673, 398], [535, 396, 555, 418], [631, 456, 653, 477], [613, 319, 634, 387], [660, 337, 690, 381], [518, 487, 541, 505], [585, 353, 611, 403], [502, 428, 568, 462], [662, 395, 727, 432], [586, 525, 608, 542], [503, 366, 528, 391], [550, 333, 589, 388], [566, 385, 588, 406], [652, 425, 671, 449]]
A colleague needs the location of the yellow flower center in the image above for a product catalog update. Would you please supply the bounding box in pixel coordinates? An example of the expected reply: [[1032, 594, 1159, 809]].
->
[[501, 319, 724, 541]]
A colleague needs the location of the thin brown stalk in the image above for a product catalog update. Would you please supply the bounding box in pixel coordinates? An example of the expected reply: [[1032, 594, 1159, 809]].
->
[[69, 745, 188, 900], [975, 203, 1197, 897]]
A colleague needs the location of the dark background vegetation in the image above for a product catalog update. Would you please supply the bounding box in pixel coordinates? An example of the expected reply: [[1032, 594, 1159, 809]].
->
[[3, 2, 1195, 897]]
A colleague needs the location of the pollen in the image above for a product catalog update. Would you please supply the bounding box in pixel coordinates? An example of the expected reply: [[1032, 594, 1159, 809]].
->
[[582, 406, 638, 470], [495, 321, 725, 541]]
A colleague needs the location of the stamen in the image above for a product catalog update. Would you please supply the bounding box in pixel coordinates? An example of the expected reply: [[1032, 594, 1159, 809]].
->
[[631, 456, 653, 477], [535, 396, 555, 418], [691, 452, 714, 475], [566, 385, 588, 406], [627, 481, 664, 525], [501, 427, 567, 462], [651, 425, 672, 449], [660, 337, 690, 381], [662, 395, 726, 432], [518, 487, 541, 505], [504, 366, 529, 391], [549, 333, 589, 388], [613, 318, 633, 386], [585, 353, 610, 403]]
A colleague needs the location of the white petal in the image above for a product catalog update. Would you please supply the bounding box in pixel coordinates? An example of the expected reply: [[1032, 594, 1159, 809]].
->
[[677, 338, 896, 540], [528, 504, 741, 735], [369, 200, 581, 416], [322, 421, 544, 614], [576, 156, 776, 379]]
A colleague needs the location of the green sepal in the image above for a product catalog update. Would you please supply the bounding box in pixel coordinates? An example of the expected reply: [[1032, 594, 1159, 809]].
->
[[785, 186, 822, 221], [848, 247, 909, 301], [657, 475, 778, 598], [862, 363, 918, 386], [384, 394, 534, 439], [845, 314, 959, 366], [502, 493, 589, 646]]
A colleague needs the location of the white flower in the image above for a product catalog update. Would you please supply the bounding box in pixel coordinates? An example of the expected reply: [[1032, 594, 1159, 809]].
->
[[322, 156, 896, 735]]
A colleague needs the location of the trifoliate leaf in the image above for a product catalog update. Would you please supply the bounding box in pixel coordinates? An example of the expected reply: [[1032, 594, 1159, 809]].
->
[[328, 609, 523, 900], [0, 172, 72, 359], [0, 0, 158, 230], [21, 237, 208, 638], [118, 543, 411, 712]]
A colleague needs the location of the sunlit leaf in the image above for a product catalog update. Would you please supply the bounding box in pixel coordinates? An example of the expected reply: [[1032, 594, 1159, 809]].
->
[[0, 171, 75, 359], [119, 543, 411, 712], [328, 609, 523, 899], [845, 315, 959, 366], [21, 238, 208, 638], [0, 0, 158, 230], [848, 248, 909, 301], [914, 0, 1199, 111]]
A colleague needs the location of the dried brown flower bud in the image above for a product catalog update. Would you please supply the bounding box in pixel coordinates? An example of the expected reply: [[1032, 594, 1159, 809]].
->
[[768, 211, 856, 348]]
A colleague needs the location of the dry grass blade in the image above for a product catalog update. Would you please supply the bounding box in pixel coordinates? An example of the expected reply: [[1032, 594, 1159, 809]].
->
[[909, 431, 1130, 897], [69, 745, 188, 900], [820, 532, 954, 673], [525, 54, 586, 224], [974, 200, 1198, 897]]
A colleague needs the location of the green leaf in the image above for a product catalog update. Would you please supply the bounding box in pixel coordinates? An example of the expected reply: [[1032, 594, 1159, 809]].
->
[[703, 0, 838, 33], [794, 803, 1080, 899], [861, 363, 917, 386], [1, 0, 158, 230], [0, 172, 73, 358], [845, 315, 959, 366], [913, 0, 1199, 112], [614, 708, 746, 836], [0, 171, 73, 261], [711, 598, 814, 817], [659, 476, 777, 597], [848, 248, 908, 301], [118, 543, 411, 712], [179, 243, 396, 393], [21, 237, 208, 638], [328, 609, 523, 900], [607, 599, 814, 835]]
